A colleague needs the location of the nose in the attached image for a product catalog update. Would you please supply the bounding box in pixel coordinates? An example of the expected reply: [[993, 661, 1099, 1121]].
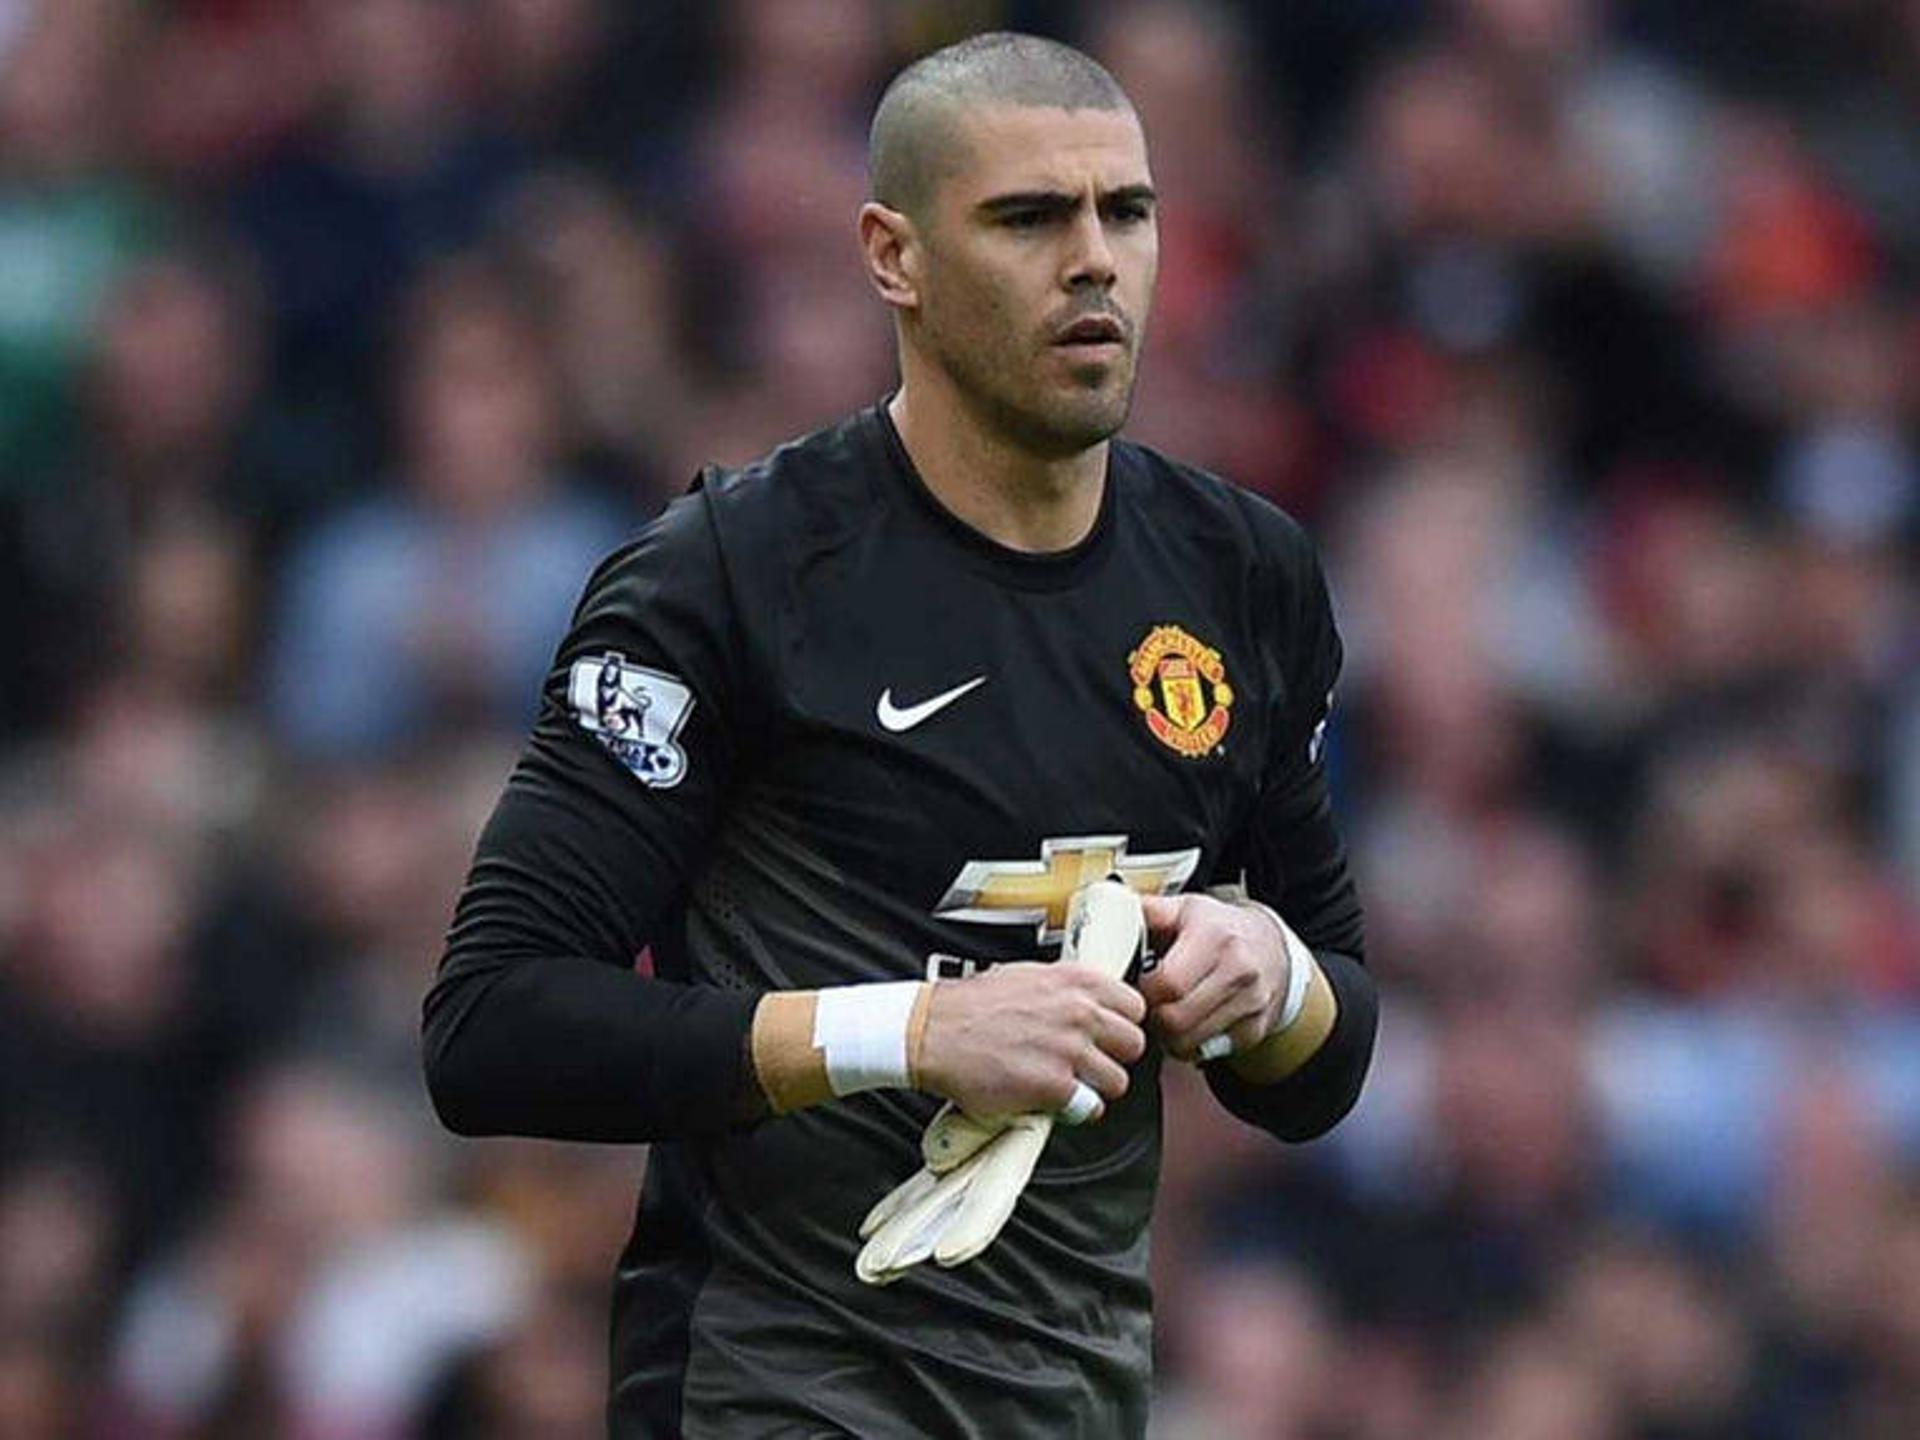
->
[[1062, 208, 1117, 291]]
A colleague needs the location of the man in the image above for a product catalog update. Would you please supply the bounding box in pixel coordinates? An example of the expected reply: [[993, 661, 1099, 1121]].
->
[[423, 31, 1375, 1437]]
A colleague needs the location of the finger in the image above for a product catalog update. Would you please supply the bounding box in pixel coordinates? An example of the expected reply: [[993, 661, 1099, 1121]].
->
[[1058, 1080, 1102, 1126], [1081, 972, 1146, 1024], [1136, 926, 1212, 1007], [1224, 1009, 1272, 1053], [1077, 1046, 1131, 1103], [1138, 892, 1189, 943], [1164, 984, 1267, 1062], [1148, 956, 1242, 1045], [1091, 1006, 1147, 1065]]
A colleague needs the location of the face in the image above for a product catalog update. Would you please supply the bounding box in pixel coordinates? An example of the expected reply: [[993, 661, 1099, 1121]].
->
[[901, 103, 1158, 456]]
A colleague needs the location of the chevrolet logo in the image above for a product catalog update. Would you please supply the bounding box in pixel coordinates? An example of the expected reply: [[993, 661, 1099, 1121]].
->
[[934, 835, 1201, 944]]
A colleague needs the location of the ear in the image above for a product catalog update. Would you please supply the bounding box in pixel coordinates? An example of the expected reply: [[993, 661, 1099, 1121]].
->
[[859, 202, 920, 312]]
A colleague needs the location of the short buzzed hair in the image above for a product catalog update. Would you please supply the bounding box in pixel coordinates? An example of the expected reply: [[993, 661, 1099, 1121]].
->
[[869, 32, 1135, 219]]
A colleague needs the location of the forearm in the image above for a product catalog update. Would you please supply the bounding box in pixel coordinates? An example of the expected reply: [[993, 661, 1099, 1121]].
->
[[422, 758, 759, 1144], [1203, 947, 1376, 1141], [1213, 698, 1373, 1138], [423, 953, 759, 1142]]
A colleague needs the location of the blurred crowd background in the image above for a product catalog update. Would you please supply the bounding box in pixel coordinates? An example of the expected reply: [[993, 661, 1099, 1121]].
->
[[0, 0, 1917, 1436]]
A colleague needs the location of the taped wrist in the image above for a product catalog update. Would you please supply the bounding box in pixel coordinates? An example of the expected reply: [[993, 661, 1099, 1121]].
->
[[1229, 901, 1339, 1084], [751, 982, 934, 1114]]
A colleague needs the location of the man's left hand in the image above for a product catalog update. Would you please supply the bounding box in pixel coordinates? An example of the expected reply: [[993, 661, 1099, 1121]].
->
[[1137, 893, 1289, 1061]]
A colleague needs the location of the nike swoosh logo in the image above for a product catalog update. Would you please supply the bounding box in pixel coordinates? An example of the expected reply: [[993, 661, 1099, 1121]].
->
[[876, 676, 988, 733]]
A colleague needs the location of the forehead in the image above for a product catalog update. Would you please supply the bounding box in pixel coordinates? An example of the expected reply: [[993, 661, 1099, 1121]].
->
[[942, 103, 1151, 201]]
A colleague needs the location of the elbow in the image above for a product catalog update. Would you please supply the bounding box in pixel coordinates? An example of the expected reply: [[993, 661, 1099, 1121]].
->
[[420, 975, 501, 1138], [422, 1050, 488, 1138], [421, 1029, 487, 1137], [1271, 1045, 1371, 1142]]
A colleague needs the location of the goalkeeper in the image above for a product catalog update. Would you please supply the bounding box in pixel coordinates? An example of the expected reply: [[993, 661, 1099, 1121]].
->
[[423, 30, 1375, 1440]]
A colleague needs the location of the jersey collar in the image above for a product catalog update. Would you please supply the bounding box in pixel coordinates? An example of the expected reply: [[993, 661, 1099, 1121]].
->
[[866, 396, 1120, 593]]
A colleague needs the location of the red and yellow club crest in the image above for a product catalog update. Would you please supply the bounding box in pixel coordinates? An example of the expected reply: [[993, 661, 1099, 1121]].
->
[[1129, 624, 1233, 758]]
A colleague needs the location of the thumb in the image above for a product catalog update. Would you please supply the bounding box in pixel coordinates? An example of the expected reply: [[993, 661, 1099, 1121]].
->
[[1138, 892, 1187, 939]]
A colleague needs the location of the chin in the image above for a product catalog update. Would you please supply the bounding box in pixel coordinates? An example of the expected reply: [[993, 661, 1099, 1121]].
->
[[955, 353, 1134, 455], [990, 394, 1126, 458], [1046, 382, 1132, 446]]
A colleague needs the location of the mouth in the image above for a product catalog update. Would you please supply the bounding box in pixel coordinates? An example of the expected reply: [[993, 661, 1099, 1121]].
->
[[1052, 314, 1128, 352]]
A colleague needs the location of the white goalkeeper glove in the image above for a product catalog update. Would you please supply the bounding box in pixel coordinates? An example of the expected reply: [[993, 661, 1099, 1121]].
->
[[855, 877, 1146, 1285]]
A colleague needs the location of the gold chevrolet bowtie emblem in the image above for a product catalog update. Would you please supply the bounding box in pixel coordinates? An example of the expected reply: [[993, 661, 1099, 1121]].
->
[[933, 835, 1200, 944]]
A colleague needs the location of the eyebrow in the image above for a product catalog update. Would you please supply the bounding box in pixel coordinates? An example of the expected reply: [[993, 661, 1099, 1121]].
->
[[974, 184, 1158, 218]]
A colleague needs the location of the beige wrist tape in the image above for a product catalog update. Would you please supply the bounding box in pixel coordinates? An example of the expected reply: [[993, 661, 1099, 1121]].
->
[[751, 982, 935, 1115], [1229, 903, 1339, 1084]]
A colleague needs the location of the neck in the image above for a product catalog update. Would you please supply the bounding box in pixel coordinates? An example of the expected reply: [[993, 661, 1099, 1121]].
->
[[888, 361, 1108, 554]]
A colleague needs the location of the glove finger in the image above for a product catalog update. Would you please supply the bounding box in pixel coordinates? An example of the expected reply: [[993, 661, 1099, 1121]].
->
[[885, 1175, 973, 1270], [923, 1104, 1009, 1172], [859, 1164, 941, 1241], [934, 1114, 1054, 1267], [857, 1155, 978, 1279], [1062, 879, 1146, 982]]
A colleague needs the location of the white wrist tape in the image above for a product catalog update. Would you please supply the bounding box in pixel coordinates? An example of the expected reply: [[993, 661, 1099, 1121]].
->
[[813, 981, 923, 1095], [1245, 901, 1314, 1033]]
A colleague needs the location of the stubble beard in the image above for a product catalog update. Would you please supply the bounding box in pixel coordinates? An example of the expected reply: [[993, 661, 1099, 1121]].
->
[[940, 323, 1139, 460]]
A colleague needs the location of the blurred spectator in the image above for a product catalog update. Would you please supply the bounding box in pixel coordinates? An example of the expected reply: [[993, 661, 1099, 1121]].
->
[[668, 0, 892, 470], [131, 0, 320, 183], [107, 1062, 527, 1439], [0, 1157, 117, 1353], [3, 247, 269, 739], [1148, 1259, 1338, 1440], [229, 0, 527, 464], [1445, 1324, 1623, 1440], [0, 0, 158, 488], [1094, 1, 1319, 508], [417, 1281, 609, 1440], [0, 1328, 78, 1440], [1552, 1233, 1755, 1437], [502, 170, 698, 505], [1452, 0, 1723, 285], [267, 254, 629, 760], [1849, 1185, 1920, 1436], [275, 742, 514, 1092], [477, 0, 704, 184]]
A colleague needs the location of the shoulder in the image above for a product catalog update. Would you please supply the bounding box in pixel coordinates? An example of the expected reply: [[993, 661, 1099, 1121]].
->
[[696, 407, 883, 561], [584, 408, 881, 600], [1113, 437, 1323, 585]]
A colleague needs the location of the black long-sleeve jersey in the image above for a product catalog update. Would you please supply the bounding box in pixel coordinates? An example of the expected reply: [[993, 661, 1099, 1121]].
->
[[423, 400, 1376, 1438]]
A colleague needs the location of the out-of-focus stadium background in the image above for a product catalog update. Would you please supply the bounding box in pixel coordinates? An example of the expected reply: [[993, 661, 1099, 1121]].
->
[[1, 0, 1917, 1434]]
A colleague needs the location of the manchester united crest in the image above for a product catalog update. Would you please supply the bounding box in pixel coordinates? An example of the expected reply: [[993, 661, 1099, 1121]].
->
[[1128, 624, 1233, 758]]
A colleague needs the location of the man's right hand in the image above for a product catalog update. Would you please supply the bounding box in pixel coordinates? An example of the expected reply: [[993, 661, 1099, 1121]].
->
[[913, 961, 1147, 1122]]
